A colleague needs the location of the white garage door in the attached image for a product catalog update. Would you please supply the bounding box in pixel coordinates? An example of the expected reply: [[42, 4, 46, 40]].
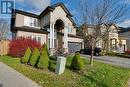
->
[[68, 42, 82, 53]]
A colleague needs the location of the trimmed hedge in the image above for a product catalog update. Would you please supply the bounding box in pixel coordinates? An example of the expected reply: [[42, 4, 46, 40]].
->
[[37, 51, 49, 69], [21, 47, 31, 64], [29, 48, 40, 66], [41, 43, 49, 56], [71, 53, 84, 70], [37, 44, 49, 69]]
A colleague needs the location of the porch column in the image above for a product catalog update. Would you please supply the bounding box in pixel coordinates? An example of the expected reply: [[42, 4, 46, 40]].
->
[[50, 23, 53, 48], [52, 23, 55, 48], [64, 25, 68, 53], [50, 23, 55, 55]]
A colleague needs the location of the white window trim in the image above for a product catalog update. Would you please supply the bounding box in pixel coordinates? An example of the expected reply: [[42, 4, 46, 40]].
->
[[31, 36, 42, 44], [24, 16, 40, 28]]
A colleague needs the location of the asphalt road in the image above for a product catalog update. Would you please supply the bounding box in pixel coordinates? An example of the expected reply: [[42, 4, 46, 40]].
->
[[81, 54, 130, 68]]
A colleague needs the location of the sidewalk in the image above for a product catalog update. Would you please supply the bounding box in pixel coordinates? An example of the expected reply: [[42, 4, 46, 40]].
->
[[0, 62, 41, 87]]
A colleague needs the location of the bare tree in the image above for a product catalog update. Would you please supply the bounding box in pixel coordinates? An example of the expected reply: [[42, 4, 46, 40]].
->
[[78, 0, 130, 66], [0, 19, 9, 40]]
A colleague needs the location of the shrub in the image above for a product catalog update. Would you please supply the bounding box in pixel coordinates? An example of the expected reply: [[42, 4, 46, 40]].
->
[[100, 50, 106, 56], [29, 48, 40, 66], [48, 60, 56, 71], [71, 53, 84, 70], [21, 47, 32, 64], [41, 43, 49, 56], [116, 53, 130, 58], [37, 45, 49, 69], [8, 38, 41, 57], [49, 56, 57, 60], [105, 51, 117, 56]]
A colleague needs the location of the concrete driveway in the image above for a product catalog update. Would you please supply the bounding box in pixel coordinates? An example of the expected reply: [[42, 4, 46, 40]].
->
[[81, 55, 130, 68], [0, 62, 41, 87]]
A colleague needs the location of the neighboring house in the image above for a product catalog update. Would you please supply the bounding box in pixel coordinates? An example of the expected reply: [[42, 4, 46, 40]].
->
[[10, 3, 84, 54], [119, 27, 130, 51], [105, 24, 127, 53], [78, 24, 126, 53]]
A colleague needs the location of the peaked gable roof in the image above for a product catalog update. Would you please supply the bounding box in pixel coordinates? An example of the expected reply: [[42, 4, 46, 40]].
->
[[50, 2, 72, 17], [38, 2, 76, 26], [39, 2, 72, 17], [12, 2, 76, 26]]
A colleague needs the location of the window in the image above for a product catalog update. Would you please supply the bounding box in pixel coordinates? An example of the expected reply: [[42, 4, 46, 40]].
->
[[24, 16, 38, 27], [38, 37, 41, 43], [27, 36, 32, 39], [111, 39, 117, 50], [33, 36, 37, 41], [68, 28, 72, 33], [30, 36, 42, 44], [24, 16, 30, 26]]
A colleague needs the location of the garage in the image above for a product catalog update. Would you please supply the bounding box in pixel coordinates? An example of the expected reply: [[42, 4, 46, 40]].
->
[[68, 42, 82, 53]]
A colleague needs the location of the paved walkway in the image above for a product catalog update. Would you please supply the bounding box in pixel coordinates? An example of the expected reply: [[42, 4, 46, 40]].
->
[[0, 62, 41, 87], [81, 55, 130, 68]]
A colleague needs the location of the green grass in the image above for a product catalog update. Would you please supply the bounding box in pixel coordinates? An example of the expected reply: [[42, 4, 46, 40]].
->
[[0, 56, 130, 87]]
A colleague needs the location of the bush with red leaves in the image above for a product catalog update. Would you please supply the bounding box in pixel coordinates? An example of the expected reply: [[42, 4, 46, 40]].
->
[[8, 38, 41, 57]]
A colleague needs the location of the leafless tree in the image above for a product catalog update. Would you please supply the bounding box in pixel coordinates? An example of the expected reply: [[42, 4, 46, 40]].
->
[[0, 19, 9, 40], [78, 0, 130, 66]]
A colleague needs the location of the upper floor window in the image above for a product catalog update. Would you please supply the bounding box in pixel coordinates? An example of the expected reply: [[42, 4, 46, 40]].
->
[[111, 29, 117, 33], [68, 27, 72, 33], [24, 16, 38, 27]]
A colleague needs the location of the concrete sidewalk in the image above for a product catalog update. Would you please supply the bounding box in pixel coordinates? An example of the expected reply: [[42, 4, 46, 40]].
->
[[0, 62, 41, 87], [82, 55, 130, 68]]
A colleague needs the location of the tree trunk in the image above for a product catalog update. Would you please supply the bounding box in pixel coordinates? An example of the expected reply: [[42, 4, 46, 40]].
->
[[90, 50, 94, 66]]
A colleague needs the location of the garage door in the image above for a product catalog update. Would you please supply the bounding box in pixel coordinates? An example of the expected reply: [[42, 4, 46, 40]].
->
[[68, 42, 82, 53]]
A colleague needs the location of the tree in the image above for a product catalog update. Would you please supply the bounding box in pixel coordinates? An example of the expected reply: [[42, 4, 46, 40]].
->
[[37, 45, 49, 69], [29, 48, 40, 66], [41, 43, 49, 56], [21, 47, 32, 64], [78, 0, 130, 66], [0, 19, 9, 40], [71, 52, 84, 70]]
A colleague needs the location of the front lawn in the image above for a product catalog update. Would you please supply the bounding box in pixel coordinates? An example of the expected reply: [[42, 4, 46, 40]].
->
[[0, 56, 130, 87]]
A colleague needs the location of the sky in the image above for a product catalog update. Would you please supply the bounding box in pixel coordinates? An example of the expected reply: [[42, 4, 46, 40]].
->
[[1, 0, 130, 28], [14, 0, 79, 15]]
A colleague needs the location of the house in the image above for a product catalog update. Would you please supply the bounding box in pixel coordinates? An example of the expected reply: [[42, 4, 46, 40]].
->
[[103, 24, 127, 53], [119, 27, 130, 51], [78, 24, 126, 53], [10, 3, 84, 55]]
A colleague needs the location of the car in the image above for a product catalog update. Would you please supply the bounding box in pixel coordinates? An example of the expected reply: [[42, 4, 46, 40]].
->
[[80, 48, 101, 56]]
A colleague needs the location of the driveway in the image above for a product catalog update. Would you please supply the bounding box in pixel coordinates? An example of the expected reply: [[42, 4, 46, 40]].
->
[[81, 55, 130, 68], [0, 62, 41, 87]]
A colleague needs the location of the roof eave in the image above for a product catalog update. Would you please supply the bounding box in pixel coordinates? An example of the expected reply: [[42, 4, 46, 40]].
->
[[12, 9, 39, 18]]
